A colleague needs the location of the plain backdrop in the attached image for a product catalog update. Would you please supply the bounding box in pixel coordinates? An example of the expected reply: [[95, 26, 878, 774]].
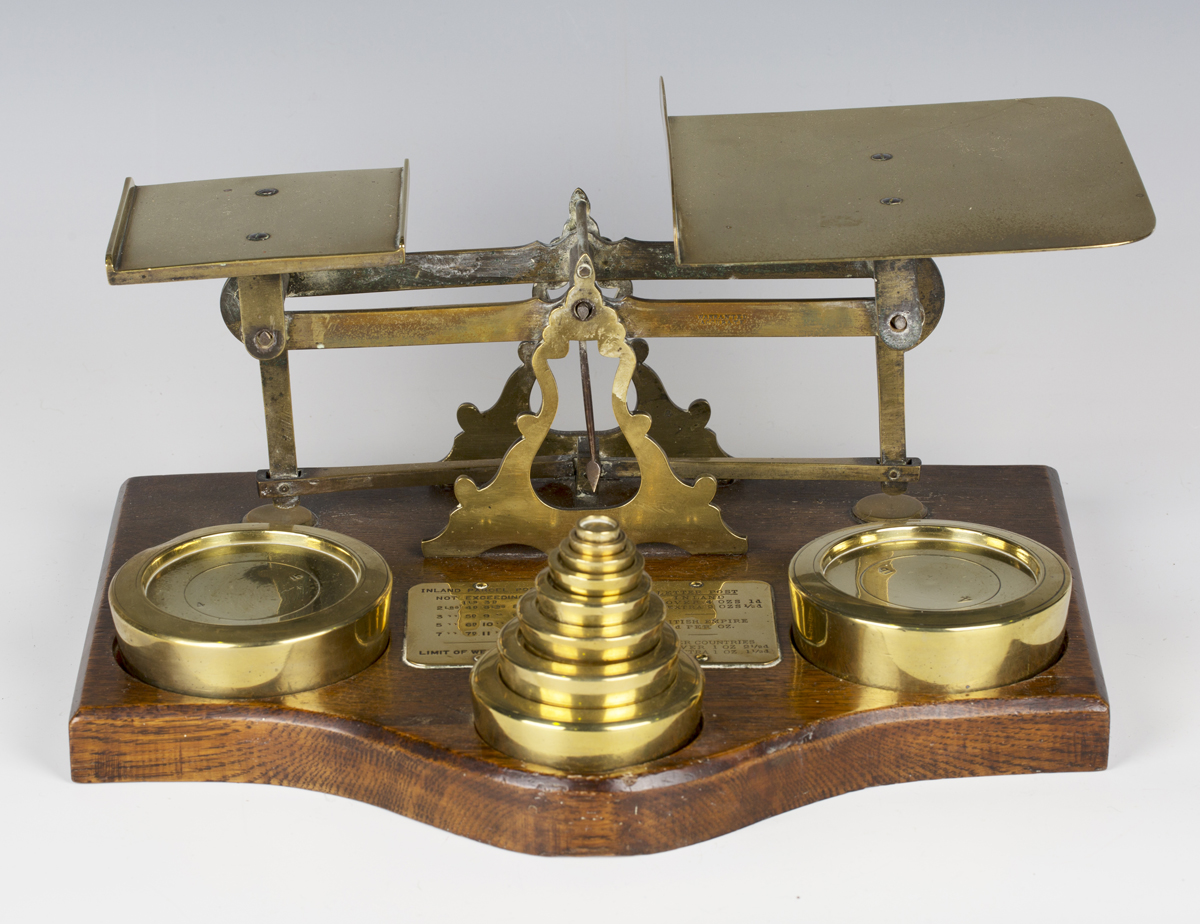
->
[[2, 1, 1195, 919]]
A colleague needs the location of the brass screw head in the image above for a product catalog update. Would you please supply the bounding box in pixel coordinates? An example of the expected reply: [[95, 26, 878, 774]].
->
[[252, 328, 277, 351]]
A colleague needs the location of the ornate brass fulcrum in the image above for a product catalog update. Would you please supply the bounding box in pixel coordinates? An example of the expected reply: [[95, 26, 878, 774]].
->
[[471, 515, 704, 771], [423, 199, 747, 555]]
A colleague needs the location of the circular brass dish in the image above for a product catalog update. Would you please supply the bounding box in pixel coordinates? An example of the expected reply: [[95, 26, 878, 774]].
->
[[789, 520, 1071, 693], [109, 523, 392, 698]]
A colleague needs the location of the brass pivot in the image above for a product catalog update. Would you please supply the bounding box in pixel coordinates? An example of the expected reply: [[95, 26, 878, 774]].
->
[[470, 515, 704, 771]]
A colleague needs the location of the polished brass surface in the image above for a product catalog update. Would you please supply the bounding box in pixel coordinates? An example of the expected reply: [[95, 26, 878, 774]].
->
[[666, 96, 1155, 264], [789, 520, 1071, 693], [423, 247, 746, 556], [107, 167, 407, 283], [109, 523, 392, 698], [405, 579, 777, 667], [470, 516, 704, 771]]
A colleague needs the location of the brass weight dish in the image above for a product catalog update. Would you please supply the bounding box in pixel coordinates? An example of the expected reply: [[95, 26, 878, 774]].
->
[[789, 520, 1071, 693], [109, 523, 392, 698]]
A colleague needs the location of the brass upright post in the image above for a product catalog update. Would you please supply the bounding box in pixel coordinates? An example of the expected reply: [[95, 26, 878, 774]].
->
[[853, 261, 928, 522], [238, 274, 313, 526], [875, 338, 907, 476]]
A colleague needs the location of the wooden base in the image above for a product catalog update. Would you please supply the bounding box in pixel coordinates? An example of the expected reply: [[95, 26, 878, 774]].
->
[[70, 466, 1108, 856]]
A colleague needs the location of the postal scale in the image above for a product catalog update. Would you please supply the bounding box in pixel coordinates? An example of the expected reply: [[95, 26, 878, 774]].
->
[[69, 90, 1155, 855]]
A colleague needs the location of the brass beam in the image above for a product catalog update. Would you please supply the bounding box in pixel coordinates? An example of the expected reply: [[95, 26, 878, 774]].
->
[[282, 296, 874, 350]]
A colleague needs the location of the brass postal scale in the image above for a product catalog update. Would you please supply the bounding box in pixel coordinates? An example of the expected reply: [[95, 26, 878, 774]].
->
[[70, 91, 1154, 855]]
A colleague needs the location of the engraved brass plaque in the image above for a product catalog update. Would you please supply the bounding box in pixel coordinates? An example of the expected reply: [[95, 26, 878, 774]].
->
[[404, 580, 779, 668]]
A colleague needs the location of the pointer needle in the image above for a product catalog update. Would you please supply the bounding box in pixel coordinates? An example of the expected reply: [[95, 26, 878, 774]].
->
[[579, 341, 601, 492]]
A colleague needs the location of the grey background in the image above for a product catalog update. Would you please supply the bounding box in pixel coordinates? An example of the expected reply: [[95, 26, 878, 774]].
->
[[2, 1, 1194, 918]]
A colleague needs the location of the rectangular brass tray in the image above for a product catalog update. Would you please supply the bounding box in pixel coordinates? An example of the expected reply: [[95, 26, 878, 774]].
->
[[70, 465, 1108, 856], [665, 96, 1154, 264], [106, 166, 408, 284]]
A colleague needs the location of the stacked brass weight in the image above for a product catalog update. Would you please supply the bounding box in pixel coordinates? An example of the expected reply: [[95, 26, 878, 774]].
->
[[471, 515, 704, 771]]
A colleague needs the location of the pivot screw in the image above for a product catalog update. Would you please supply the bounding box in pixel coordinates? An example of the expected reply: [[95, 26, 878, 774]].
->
[[255, 188, 279, 196], [871, 153, 893, 161], [880, 197, 903, 206], [577, 263, 592, 278], [889, 314, 908, 332], [252, 328, 277, 351], [887, 468, 901, 481], [573, 300, 595, 321], [246, 232, 271, 241]]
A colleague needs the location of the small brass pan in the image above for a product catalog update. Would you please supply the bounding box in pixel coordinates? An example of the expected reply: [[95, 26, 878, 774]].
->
[[109, 523, 392, 698], [789, 520, 1070, 693]]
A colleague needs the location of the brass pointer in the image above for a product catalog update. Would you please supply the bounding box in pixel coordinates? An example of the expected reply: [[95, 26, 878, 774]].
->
[[578, 340, 601, 492]]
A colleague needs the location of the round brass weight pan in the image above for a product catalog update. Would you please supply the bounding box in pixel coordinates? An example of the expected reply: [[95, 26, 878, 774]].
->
[[109, 523, 392, 698], [789, 520, 1071, 693]]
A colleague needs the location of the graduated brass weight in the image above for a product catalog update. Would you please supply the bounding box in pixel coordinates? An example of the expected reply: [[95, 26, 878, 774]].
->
[[789, 520, 1072, 693], [471, 515, 704, 771], [109, 523, 392, 698]]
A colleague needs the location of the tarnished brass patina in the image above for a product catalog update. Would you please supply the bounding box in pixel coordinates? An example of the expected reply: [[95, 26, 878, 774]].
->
[[107, 167, 408, 283], [665, 93, 1155, 264], [109, 523, 391, 698], [789, 520, 1071, 693], [471, 516, 704, 771], [105, 92, 1154, 544]]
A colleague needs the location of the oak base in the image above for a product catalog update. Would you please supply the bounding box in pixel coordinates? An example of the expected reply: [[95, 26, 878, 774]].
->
[[70, 466, 1108, 855]]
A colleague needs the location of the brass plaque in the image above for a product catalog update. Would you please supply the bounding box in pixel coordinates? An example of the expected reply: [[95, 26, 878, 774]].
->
[[666, 96, 1154, 264], [107, 166, 408, 284], [404, 580, 779, 668]]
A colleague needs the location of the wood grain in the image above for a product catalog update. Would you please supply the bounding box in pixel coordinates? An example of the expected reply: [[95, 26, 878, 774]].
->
[[69, 466, 1108, 855]]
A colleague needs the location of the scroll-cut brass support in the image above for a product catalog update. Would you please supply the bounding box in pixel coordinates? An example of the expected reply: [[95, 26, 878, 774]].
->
[[471, 515, 704, 771], [442, 337, 729, 465], [423, 254, 746, 556]]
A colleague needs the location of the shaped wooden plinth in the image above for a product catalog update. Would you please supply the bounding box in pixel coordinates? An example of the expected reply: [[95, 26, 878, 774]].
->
[[70, 466, 1107, 856]]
